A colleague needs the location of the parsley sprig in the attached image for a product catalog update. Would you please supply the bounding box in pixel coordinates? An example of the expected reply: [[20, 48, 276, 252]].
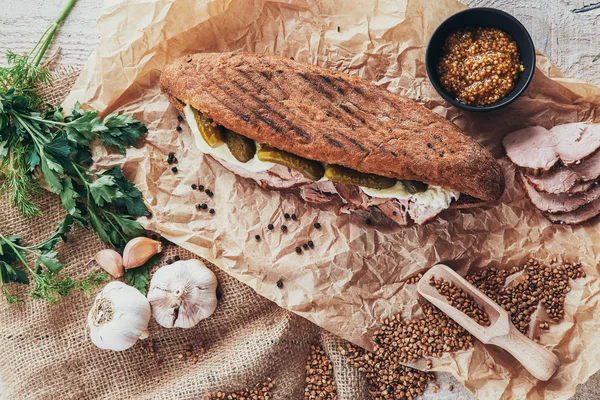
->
[[0, 217, 109, 304], [0, 0, 153, 302]]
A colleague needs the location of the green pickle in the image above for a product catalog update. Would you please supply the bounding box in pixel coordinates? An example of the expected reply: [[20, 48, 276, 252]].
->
[[190, 107, 224, 148], [401, 180, 429, 194], [324, 165, 396, 190], [257, 147, 325, 181], [223, 129, 256, 163]]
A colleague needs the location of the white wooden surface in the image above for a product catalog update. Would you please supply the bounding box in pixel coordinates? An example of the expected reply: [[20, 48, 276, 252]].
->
[[1, 0, 600, 399]]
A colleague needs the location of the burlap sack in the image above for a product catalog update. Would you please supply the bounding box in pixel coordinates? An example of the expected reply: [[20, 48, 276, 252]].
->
[[0, 68, 368, 400]]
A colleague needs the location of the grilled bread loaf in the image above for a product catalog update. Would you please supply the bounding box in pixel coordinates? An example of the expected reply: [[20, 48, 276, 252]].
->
[[160, 52, 504, 202]]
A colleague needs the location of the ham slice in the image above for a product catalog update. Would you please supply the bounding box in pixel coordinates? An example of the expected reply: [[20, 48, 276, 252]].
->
[[330, 183, 450, 225], [550, 123, 600, 165], [504, 123, 600, 172], [524, 140, 600, 194], [546, 197, 600, 224], [300, 181, 338, 204], [503, 126, 558, 171], [519, 172, 600, 213], [215, 155, 452, 225]]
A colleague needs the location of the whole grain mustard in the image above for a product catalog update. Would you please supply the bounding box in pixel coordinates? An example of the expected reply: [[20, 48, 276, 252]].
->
[[437, 27, 524, 106]]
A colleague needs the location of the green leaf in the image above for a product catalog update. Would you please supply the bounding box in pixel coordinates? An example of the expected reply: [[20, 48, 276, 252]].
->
[[124, 253, 159, 295], [59, 178, 82, 221], [111, 214, 145, 238], [124, 265, 150, 295], [95, 112, 147, 155], [88, 209, 113, 247], [89, 175, 123, 207], [102, 167, 147, 216], [65, 110, 99, 147], [38, 251, 64, 273], [0, 140, 7, 159], [40, 158, 63, 194]]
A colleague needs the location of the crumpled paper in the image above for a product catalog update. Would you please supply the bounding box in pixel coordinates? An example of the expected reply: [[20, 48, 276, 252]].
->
[[65, 0, 600, 398]]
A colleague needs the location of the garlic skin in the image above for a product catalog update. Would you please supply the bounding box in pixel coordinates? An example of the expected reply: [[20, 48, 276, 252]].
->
[[94, 249, 124, 278], [88, 281, 151, 351], [123, 237, 163, 269], [147, 259, 218, 329]]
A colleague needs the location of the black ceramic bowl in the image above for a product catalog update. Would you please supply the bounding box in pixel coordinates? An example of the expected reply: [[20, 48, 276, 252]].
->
[[425, 8, 536, 112]]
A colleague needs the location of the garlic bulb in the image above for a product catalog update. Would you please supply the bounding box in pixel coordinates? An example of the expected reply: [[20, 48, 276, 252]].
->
[[123, 237, 163, 269], [94, 249, 124, 278], [88, 281, 151, 351], [147, 259, 218, 328]]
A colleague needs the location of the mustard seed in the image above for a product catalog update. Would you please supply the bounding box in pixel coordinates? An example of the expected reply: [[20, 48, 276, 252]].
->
[[438, 27, 523, 106]]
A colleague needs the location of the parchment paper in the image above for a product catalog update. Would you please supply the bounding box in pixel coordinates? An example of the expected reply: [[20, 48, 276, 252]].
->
[[65, 0, 600, 399]]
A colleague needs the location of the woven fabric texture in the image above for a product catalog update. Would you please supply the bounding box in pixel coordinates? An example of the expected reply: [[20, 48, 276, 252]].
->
[[0, 67, 367, 400]]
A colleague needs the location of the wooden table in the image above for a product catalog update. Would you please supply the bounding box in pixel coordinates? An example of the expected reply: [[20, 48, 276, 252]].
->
[[1, 0, 600, 399]]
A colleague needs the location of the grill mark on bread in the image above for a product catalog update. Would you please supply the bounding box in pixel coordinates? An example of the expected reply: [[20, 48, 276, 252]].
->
[[202, 73, 286, 136], [160, 52, 505, 202], [231, 69, 312, 141], [323, 135, 344, 148]]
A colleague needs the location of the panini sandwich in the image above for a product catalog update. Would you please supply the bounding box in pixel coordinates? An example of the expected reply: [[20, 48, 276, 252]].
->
[[160, 52, 504, 225]]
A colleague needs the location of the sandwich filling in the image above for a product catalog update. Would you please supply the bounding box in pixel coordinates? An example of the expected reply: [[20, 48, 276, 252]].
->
[[183, 104, 460, 225]]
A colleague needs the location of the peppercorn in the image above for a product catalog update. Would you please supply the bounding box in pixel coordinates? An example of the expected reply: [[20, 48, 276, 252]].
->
[[392, 211, 398, 216], [281, 225, 287, 232], [198, 185, 204, 191], [167, 158, 174, 164], [255, 235, 261, 241], [191, 184, 197, 190], [314, 222, 321, 229], [177, 115, 183, 122], [171, 167, 178, 173], [206, 190, 213, 197], [308, 240, 314, 248], [166, 258, 174, 264], [176, 126, 182, 132], [276, 280, 283, 288], [284, 213, 290, 219], [168, 152, 175, 159], [295, 247, 302, 254], [201, 203, 208, 210], [209, 208, 215, 214], [365, 218, 372, 225], [146, 211, 153, 219], [267, 224, 274, 230], [302, 243, 308, 250], [291, 214, 297, 220], [150, 234, 158, 240], [174, 255, 181, 262]]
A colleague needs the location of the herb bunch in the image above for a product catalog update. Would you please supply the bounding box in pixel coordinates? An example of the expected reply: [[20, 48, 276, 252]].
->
[[0, 0, 153, 302]]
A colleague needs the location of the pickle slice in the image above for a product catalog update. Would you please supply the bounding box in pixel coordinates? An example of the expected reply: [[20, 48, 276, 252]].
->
[[324, 165, 396, 189], [401, 180, 429, 194], [190, 107, 224, 148], [257, 147, 325, 181], [223, 129, 256, 163]]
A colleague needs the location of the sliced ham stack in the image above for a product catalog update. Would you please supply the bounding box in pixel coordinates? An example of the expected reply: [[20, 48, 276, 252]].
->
[[504, 122, 600, 224]]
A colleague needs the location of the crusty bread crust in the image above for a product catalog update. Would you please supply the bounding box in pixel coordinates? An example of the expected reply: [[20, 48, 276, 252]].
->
[[160, 52, 504, 202]]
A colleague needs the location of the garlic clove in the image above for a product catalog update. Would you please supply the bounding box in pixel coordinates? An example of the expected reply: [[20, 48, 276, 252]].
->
[[122, 237, 163, 269], [147, 259, 218, 329], [94, 249, 124, 278], [88, 281, 151, 351]]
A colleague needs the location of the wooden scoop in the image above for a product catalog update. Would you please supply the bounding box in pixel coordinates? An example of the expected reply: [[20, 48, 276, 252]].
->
[[417, 264, 560, 381]]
